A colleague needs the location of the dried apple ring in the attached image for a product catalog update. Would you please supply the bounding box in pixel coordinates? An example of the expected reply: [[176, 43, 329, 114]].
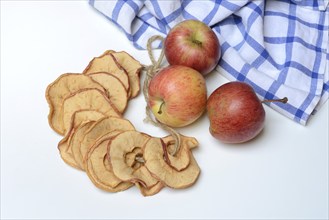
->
[[143, 137, 201, 189], [104, 50, 143, 98], [58, 110, 105, 169], [66, 121, 96, 170], [162, 134, 199, 171], [76, 117, 135, 169], [109, 131, 158, 188], [61, 88, 121, 135], [58, 126, 81, 169], [85, 132, 133, 192], [45, 73, 106, 135], [62, 109, 106, 137], [87, 72, 128, 113], [83, 53, 130, 95], [135, 181, 165, 197]]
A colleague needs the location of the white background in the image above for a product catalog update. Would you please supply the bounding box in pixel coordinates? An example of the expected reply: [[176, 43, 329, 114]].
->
[[1, 1, 328, 219]]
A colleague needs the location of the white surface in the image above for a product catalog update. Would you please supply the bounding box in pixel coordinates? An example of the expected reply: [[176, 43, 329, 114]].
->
[[1, 1, 328, 219]]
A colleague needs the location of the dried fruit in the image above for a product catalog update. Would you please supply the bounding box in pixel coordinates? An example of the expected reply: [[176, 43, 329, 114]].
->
[[83, 53, 130, 95], [143, 137, 200, 189], [46, 73, 105, 135], [66, 121, 96, 170], [135, 181, 164, 197], [85, 133, 133, 192], [105, 50, 143, 98], [162, 134, 199, 171], [87, 72, 128, 113], [46, 50, 201, 196], [76, 117, 135, 169], [61, 88, 121, 134], [58, 110, 105, 169], [62, 109, 106, 136], [109, 131, 158, 188]]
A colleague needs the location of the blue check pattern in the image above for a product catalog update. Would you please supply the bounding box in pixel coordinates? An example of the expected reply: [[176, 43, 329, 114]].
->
[[89, 0, 329, 125]]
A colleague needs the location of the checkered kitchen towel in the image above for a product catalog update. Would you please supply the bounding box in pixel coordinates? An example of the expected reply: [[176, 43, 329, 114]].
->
[[89, 0, 329, 125]]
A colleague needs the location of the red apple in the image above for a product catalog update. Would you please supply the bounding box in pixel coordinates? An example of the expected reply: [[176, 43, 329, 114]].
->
[[164, 19, 221, 76], [206, 82, 265, 143], [148, 65, 207, 127]]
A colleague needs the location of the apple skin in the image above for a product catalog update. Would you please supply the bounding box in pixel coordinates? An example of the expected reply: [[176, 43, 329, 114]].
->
[[148, 65, 207, 128], [206, 82, 265, 144], [164, 20, 221, 76]]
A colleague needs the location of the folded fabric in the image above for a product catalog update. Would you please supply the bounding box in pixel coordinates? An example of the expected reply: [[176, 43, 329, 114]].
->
[[89, 0, 329, 125]]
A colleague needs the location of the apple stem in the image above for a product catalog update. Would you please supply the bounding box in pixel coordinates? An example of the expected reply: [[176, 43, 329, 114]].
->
[[157, 102, 165, 114], [261, 97, 288, 104], [192, 39, 202, 46]]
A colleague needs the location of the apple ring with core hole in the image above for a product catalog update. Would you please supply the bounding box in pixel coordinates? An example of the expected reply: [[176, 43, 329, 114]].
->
[[76, 117, 135, 170], [143, 137, 200, 189], [108, 131, 158, 188], [85, 133, 133, 192], [161, 134, 199, 171]]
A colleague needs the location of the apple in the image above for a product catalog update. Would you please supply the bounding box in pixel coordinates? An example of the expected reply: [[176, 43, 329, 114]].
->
[[206, 82, 266, 144], [148, 65, 207, 127], [164, 19, 221, 76]]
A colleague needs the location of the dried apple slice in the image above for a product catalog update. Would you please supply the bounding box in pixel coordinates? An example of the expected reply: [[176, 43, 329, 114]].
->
[[45, 73, 106, 135], [61, 88, 121, 135], [109, 131, 158, 188], [165, 135, 199, 150], [85, 133, 133, 192], [66, 121, 96, 170], [105, 50, 143, 98], [62, 109, 106, 137], [135, 181, 165, 197], [83, 53, 130, 95], [58, 110, 105, 169], [143, 137, 200, 189], [87, 72, 128, 113], [75, 117, 135, 169], [58, 126, 81, 169], [162, 135, 199, 171]]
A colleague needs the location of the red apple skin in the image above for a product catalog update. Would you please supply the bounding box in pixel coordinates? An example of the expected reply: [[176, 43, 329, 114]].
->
[[164, 20, 220, 76], [148, 65, 207, 127], [207, 82, 265, 143]]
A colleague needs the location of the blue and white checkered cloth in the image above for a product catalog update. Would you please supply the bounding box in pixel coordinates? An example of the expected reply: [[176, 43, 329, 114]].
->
[[89, 0, 329, 125]]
